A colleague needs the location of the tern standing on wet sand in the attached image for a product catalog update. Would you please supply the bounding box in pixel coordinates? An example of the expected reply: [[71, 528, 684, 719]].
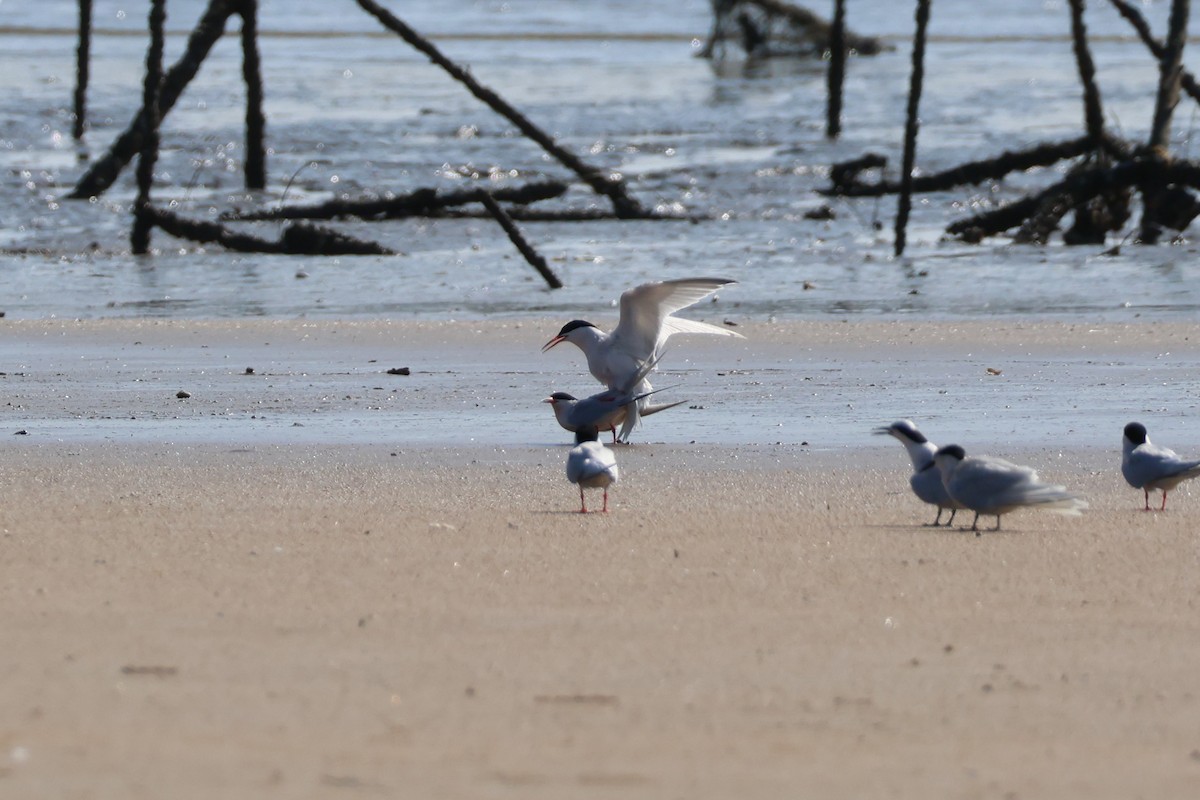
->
[[933, 444, 1087, 534], [566, 426, 619, 513], [1121, 422, 1200, 511]]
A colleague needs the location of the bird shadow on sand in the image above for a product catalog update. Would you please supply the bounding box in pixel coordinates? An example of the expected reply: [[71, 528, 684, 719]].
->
[[871, 522, 1026, 536]]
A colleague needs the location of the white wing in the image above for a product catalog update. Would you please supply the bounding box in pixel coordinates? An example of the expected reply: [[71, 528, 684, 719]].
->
[[609, 277, 742, 361]]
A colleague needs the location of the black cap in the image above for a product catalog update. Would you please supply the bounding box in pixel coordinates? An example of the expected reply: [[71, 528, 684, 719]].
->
[[1123, 422, 1148, 445], [934, 444, 966, 460], [557, 320, 597, 336]]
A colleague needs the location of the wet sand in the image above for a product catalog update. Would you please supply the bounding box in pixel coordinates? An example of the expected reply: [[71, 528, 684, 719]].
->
[[3, 319, 1200, 798]]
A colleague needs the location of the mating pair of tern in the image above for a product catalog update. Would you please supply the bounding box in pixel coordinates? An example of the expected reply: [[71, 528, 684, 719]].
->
[[877, 420, 1086, 534], [546, 277, 742, 512]]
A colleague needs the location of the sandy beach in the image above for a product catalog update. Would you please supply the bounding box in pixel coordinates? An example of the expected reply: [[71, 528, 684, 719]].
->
[[3, 319, 1200, 798]]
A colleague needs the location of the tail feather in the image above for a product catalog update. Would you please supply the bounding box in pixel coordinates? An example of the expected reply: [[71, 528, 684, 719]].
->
[[663, 316, 745, 339], [1026, 488, 1088, 516], [641, 398, 688, 416]]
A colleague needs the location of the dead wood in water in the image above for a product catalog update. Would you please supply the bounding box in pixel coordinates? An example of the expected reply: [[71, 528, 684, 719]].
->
[[130, 0, 166, 255], [474, 190, 563, 290], [1108, 0, 1200, 106], [71, 0, 240, 199], [1061, 0, 1129, 245], [238, 0, 267, 190], [1069, 0, 1106, 149], [355, 0, 652, 219], [700, 0, 885, 60], [73, 0, 92, 141], [1140, 0, 1190, 243], [223, 181, 569, 222], [894, 0, 932, 258], [947, 157, 1200, 243], [824, 137, 1105, 197], [146, 208, 393, 255], [72, 0, 266, 197], [825, 0, 847, 139], [823, 0, 1200, 247], [1146, 0, 1190, 156], [440, 207, 695, 222]]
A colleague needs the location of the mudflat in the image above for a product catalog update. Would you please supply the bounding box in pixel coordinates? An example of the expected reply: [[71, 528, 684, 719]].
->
[[2, 319, 1199, 798]]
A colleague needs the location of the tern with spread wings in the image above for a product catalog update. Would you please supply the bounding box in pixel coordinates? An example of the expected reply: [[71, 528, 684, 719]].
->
[[542, 277, 741, 441]]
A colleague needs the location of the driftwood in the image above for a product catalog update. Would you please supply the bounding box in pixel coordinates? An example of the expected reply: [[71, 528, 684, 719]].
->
[[1147, 0, 1189, 155], [824, 136, 1108, 197], [699, 0, 884, 60], [73, 0, 92, 141], [147, 207, 393, 255], [1108, 0, 1200, 106], [474, 190, 563, 289], [1069, 0, 1105, 148], [355, 0, 650, 219], [1139, 0, 1190, 243], [1062, 1, 1124, 244], [222, 180, 569, 222], [894, 0, 932, 257], [72, 0, 263, 196], [440, 207, 685, 222], [71, 0, 240, 199], [823, 0, 1200, 247], [947, 157, 1200, 242], [825, 0, 846, 139], [238, 0, 266, 190], [131, 0, 166, 255]]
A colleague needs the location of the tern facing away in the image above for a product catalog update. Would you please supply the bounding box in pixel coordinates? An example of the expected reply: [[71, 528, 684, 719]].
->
[[566, 426, 619, 513], [542, 277, 742, 441], [874, 420, 965, 526], [1121, 422, 1200, 511], [933, 444, 1087, 535]]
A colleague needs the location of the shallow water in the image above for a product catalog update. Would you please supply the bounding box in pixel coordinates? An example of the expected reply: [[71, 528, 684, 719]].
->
[[4, 1, 1200, 321], [4, 319, 1198, 456]]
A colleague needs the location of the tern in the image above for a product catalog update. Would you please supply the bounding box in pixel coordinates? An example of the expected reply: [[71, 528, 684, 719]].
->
[[543, 351, 683, 443], [541, 277, 742, 441], [874, 420, 965, 526], [1121, 422, 1200, 511], [545, 392, 688, 443], [566, 426, 619, 513], [933, 444, 1087, 535]]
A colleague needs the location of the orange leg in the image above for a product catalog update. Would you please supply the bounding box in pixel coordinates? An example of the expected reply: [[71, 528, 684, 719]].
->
[[578, 486, 588, 514], [601, 488, 609, 513]]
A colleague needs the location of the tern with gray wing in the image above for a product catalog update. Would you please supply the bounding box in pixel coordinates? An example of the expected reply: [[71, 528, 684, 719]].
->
[[566, 426, 619, 513], [875, 420, 965, 526], [1121, 422, 1200, 511], [933, 444, 1087, 535]]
